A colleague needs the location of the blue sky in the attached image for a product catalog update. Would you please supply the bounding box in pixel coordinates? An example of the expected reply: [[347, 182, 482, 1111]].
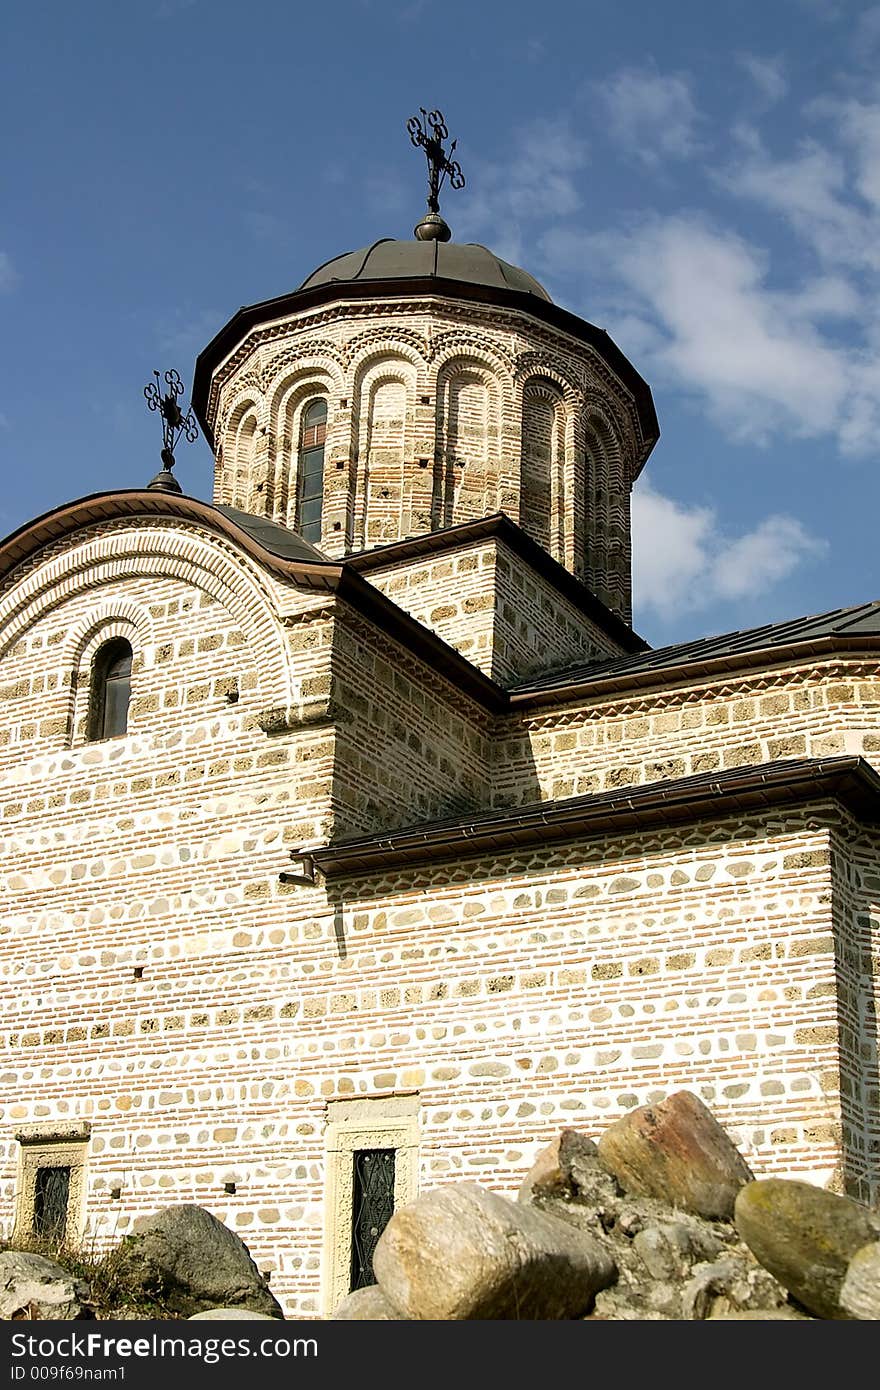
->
[[3, 0, 879, 646]]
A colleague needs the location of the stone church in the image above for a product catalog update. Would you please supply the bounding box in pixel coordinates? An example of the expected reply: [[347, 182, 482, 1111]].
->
[[1, 127, 879, 1317]]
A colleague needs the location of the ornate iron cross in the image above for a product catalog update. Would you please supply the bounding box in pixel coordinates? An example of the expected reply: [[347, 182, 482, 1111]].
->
[[143, 369, 198, 492], [407, 108, 465, 241]]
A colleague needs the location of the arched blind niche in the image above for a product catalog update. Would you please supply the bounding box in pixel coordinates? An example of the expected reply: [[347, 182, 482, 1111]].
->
[[521, 380, 565, 555]]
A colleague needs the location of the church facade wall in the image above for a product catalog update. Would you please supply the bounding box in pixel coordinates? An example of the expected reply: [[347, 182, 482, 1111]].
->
[[497, 661, 880, 805], [830, 823, 880, 1200], [0, 791, 862, 1317], [0, 511, 877, 1318], [327, 606, 491, 837]]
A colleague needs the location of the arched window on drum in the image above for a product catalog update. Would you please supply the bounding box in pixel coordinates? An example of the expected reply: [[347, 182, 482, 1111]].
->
[[298, 399, 327, 542]]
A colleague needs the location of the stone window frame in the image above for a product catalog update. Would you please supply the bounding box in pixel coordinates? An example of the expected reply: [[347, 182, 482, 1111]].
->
[[13, 1124, 91, 1247], [322, 1094, 419, 1315]]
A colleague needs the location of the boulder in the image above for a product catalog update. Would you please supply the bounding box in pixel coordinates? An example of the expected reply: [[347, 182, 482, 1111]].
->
[[734, 1179, 880, 1319], [839, 1241, 880, 1320], [114, 1204, 283, 1319], [0, 1250, 94, 1320], [591, 1272, 680, 1321], [518, 1129, 602, 1202], [589, 1215, 726, 1321], [588, 1301, 673, 1320], [597, 1090, 754, 1220], [633, 1222, 723, 1282], [331, 1285, 405, 1319], [372, 1181, 617, 1319]]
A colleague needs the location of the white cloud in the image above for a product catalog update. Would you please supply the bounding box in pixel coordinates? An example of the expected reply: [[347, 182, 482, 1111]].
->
[[721, 107, 880, 273], [510, 118, 587, 217], [720, 127, 879, 271], [460, 82, 880, 462], [782, 275, 861, 320], [832, 98, 880, 210], [632, 482, 827, 619], [711, 515, 828, 599], [557, 214, 864, 446], [455, 116, 588, 262], [596, 66, 702, 164], [737, 54, 788, 106], [242, 210, 286, 244], [854, 5, 880, 52], [0, 252, 18, 293]]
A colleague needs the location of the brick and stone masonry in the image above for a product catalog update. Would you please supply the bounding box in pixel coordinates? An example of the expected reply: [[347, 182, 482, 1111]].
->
[[0, 239, 878, 1317]]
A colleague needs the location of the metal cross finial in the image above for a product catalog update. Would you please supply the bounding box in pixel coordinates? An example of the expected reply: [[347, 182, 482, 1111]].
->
[[407, 108, 465, 242], [143, 369, 198, 493]]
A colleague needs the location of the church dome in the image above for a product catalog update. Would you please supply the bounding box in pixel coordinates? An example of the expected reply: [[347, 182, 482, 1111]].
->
[[298, 238, 552, 302]]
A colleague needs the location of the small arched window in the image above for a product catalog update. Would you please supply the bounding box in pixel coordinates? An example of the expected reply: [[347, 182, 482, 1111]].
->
[[88, 638, 132, 741], [298, 398, 327, 543]]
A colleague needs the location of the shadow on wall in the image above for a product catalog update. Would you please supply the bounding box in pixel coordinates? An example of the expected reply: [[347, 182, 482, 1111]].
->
[[832, 822, 880, 1204]]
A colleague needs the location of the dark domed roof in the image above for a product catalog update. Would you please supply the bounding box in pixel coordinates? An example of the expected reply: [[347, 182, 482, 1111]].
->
[[298, 238, 552, 302]]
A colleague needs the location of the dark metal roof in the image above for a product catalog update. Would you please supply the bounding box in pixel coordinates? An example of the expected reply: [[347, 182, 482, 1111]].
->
[[511, 599, 880, 700], [303, 756, 880, 880], [215, 505, 328, 564], [0, 491, 340, 591], [299, 239, 552, 301]]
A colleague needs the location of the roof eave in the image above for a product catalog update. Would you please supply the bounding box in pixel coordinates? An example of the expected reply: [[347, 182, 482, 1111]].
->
[[306, 756, 880, 880], [510, 633, 880, 708], [192, 277, 659, 461], [0, 492, 507, 713]]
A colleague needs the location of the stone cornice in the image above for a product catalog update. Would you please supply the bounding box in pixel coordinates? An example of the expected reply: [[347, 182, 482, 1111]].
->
[[511, 638, 880, 712], [207, 297, 647, 484], [193, 278, 659, 465], [513, 658, 880, 729]]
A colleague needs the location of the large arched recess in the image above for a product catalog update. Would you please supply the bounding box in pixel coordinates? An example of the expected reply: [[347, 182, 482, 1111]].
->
[[0, 507, 301, 711]]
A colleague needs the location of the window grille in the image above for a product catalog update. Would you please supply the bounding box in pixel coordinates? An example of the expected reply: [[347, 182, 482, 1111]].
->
[[33, 1165, 70, 1243], [349, 1148, 395, 1290]]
